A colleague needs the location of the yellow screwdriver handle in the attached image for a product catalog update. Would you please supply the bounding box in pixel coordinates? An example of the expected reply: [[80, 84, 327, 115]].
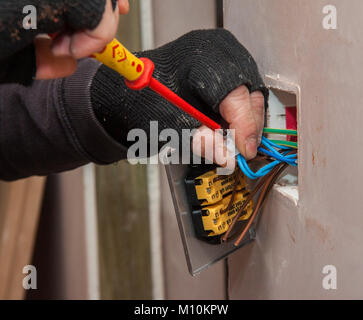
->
[[92, 39, 144, 82]]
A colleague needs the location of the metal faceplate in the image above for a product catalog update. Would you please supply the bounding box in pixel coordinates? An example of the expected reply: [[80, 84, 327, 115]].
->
[[164, 163, 256, 276]]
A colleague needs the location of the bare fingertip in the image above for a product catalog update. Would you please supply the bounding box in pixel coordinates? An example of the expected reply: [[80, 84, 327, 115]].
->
[[245, 136, 258, 160]]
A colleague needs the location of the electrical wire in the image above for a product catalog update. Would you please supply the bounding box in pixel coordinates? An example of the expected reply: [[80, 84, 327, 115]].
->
[[237, 135, 297, 179], [263, 128, 297, 136], [221, 131, 298, 246], [269, 140, 298, 149], [221, 165, 272, 243], [226, 149, 296, 245], [233, 162, 288, 246]]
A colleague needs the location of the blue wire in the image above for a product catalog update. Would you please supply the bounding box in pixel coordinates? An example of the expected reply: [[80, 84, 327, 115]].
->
[[262, 136, 291, 150], [258, 148, 297, 165], [237, 136, 297, 179], [238, 155, 281, 179]]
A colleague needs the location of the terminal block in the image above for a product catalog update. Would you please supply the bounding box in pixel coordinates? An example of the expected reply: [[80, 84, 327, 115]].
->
[[185, 166, 247, 207], [192, 191, 253, 237], [185, 165, 253, 242]]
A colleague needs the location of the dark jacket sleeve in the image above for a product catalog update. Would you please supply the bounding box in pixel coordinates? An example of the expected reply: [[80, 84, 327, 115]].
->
[[0, 58, 127, 181]]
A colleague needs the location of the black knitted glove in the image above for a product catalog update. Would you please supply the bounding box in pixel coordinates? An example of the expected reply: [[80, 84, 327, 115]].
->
[[91, 29, 268, 151], [0, 0, 117, 84]]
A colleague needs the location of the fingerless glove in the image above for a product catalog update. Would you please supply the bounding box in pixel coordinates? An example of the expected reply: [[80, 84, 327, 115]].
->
[[91, 29, 268, 150], [0, 29, 268, 181]]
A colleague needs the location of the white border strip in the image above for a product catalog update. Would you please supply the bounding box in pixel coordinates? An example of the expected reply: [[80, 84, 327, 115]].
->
[[140, 0, 155, 51], [147, 162, 165, 300], [83, 164, 100, 300]]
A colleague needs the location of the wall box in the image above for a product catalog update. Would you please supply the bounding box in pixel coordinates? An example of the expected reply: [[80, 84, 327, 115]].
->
[[164, 75, 301, 276], [264, 75, 300, 204]]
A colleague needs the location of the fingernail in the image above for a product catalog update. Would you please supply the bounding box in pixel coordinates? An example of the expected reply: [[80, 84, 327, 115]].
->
[[245, 136, 257, 159]]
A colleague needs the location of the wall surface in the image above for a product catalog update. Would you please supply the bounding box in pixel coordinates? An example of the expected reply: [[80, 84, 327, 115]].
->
[[225, 0, 363, 299], [153, 0, 227, 300], [153, 0, 218, 46], [29, 170, 89, 299], [96, 0, 153, 300], [0, 177, 45, 299]]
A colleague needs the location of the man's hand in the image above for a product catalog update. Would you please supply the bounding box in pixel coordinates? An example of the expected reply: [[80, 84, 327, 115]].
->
[[35, 0, 129, 79], [221, 87, 265, 159], [90, 29, 268, 162], [192, 85, 264, 164]]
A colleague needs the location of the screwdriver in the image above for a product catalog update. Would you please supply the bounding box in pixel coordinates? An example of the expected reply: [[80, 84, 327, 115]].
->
[[92, 39, 221, 131]]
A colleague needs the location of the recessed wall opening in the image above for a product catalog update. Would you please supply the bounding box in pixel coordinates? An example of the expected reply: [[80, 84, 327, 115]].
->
[[266, 88, 298, 188]]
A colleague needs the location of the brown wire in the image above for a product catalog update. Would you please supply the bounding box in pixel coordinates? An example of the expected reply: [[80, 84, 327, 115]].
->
[[221, 149, 297, 244], [219, 148, 297, 244], [221, 171, 271, 243], [233, 162, 288, 246]]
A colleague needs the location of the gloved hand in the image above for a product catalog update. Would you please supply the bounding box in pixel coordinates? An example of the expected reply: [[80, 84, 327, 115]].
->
[[91, 29, 268, 161], [0, 0, 129, 83]]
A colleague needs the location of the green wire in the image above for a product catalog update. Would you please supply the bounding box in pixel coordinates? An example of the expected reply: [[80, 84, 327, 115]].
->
[[270, 139, 298, 149], [263, 127, 298, 148], [263, 128, 297, 136]]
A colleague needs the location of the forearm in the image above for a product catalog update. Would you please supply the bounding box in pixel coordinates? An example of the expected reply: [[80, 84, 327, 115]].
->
[[0, 59, 126, 181], [0, 29, 268, 181]]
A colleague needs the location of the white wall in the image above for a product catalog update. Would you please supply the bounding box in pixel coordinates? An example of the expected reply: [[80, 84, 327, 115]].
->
[[225, 0, 363, 299]]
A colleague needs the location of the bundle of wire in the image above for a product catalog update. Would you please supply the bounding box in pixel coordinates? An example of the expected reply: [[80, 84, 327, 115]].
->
[[237, 128, 298, 179], [221, 128, 298, 246]]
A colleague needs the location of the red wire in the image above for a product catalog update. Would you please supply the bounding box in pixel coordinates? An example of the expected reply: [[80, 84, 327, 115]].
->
[[149, 77, 221, 130]]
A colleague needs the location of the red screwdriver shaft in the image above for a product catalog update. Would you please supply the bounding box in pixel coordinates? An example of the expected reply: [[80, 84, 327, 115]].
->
[[149, 77, 221, 130]]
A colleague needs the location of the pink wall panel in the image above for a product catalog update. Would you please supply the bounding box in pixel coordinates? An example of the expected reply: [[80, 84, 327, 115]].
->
[[225, 0, 363, 299]]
